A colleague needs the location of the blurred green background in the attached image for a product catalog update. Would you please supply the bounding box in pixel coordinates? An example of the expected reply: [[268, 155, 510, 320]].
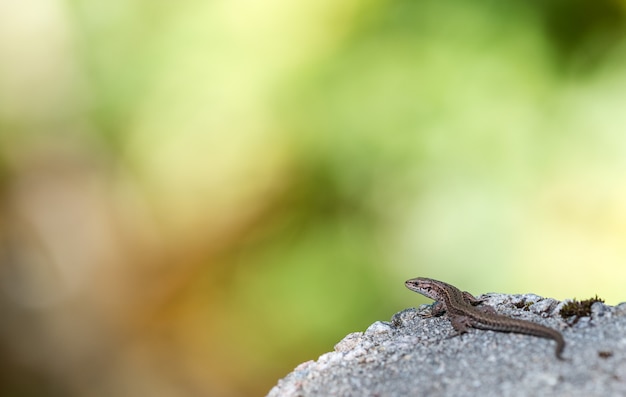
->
[[2, 0, 626, 395]]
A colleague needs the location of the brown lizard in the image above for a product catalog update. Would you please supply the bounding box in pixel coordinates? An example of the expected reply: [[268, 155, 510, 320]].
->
[[405, 277, 565, 360]]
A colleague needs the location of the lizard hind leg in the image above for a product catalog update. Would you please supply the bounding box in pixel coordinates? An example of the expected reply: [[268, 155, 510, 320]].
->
[[448, 315, 472, 336], [475, 305, 498, 315]]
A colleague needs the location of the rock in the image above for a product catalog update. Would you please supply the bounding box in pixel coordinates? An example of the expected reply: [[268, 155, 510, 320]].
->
[[267, 294, 626, 397]]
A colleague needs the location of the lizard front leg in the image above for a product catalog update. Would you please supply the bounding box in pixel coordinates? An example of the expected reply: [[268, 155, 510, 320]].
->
[[429, 301, 447, 317], [462, 291, 498, 314]]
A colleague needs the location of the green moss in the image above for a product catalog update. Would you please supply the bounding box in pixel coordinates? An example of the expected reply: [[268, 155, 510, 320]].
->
[[559, 295, 604, 324]]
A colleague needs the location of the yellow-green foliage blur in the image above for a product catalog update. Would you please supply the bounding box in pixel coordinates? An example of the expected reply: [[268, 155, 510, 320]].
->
[[1, 1, 626, 396]]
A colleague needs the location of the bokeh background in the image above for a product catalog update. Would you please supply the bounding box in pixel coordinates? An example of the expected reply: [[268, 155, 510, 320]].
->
[[2, 0, 626, 396]]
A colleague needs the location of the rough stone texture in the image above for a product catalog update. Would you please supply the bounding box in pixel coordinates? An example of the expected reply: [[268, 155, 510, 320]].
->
[[267, 294, 626, 397]]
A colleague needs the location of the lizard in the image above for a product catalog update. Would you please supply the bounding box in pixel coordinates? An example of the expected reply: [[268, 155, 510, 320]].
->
[[405, 277, 565, 360]]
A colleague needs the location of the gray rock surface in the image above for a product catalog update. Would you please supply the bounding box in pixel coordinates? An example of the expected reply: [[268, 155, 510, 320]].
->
[[267, 293, 626, 397]]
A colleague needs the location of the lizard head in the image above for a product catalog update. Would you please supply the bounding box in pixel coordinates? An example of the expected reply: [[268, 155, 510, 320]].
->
[[405, 277, 443, 300]]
